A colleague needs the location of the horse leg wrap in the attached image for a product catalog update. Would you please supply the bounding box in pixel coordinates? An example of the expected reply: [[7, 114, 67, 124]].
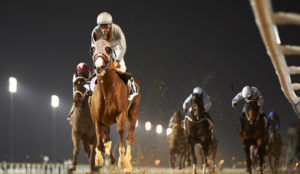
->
[[118, 146, 129, 169], [95, 148, 104, 167], [104, 141, 112, 157]]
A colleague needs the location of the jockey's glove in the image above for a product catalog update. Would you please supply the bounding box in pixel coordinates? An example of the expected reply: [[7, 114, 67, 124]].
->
[[232, 102, 237, 109]]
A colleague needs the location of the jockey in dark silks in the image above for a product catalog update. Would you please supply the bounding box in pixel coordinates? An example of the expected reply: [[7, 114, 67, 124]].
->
[[267, 110, 280, 131]]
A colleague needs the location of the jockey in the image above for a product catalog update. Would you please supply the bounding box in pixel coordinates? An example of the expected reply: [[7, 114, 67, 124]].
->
[[89, 12, 137, 100], [232, 86, 265, 131], [232, 86, 264, 114], [68, 63, 91, 120], [267, 110, 280, 131], [182, 86, 214, 134], [183, 87, 212, 115]]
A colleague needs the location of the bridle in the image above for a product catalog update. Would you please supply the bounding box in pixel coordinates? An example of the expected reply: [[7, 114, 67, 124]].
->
[[73, 76, 87, 99]]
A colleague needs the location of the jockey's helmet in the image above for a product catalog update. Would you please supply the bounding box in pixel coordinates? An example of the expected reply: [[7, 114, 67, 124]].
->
[[97, 12, 113, 25], [242, 86, 252, 98], [193, 87, 203, 95], [76, 63, 89, 77]]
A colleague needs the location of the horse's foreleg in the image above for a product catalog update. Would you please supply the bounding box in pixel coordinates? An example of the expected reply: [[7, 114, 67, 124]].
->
[[94, 123, 104, 167], [190, 143, 197, 174], [170, 150, 175, 169], [243, 143, 252, 173], [69, 132, 80, 170], [258, 145, 265, 174], [90, 143, 96, 171], [117, 112, 131, 171]]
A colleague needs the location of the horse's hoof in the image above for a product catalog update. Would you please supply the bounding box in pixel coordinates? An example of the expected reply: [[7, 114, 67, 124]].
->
[[118, 157, 131, 169], [104, 141, 112, 157], [69, 164, 76, 170], [95, 149, 104, 167], [124, 165, 133, 173]]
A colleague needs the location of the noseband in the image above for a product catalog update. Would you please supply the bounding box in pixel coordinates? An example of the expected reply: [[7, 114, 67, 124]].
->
[[73, 76, 87, 99]]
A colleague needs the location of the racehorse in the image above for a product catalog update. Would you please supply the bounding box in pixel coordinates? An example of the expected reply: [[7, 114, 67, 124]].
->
[[167, 111, 187, 169], [199, 135, 218, 173], [240, 101, 267, 174], [89, 39, 140, 173], [185, 93, 211, 174], [266, 124, 283, 174], [68, 72, 115, 172]]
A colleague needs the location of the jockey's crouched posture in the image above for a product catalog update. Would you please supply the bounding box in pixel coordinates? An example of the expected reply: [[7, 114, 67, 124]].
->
[[87, 12, 138, 100], [232, 86, 266, 131], [182, 86, 214, 141]]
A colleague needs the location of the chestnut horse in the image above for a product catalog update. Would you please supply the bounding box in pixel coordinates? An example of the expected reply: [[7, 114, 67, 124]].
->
[[240, 101, 267, 174], [68, 72, 115, 172], [89, 39, 140, 173]]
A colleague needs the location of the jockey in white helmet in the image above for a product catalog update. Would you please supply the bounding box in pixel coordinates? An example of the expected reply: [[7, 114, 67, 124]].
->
[[232, 86, 264, 114], [90, 12, 127, 73], [182, 86, 214, 137], [183, 87, 212, 114], [88, 12, 138, 100]]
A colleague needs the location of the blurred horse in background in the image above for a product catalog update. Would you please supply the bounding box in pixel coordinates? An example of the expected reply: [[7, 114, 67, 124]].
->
[[266, 123, 283, 174], [168, 111, 187, 169]]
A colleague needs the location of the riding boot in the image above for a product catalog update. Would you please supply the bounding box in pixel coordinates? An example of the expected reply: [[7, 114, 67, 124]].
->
[[119, 72, 133, 84]]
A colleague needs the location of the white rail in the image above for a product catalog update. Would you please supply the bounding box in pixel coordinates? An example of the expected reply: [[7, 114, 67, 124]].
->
[[250, 0, 300, 118]]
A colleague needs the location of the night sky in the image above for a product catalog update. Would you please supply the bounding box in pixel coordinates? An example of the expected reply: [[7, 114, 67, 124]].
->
[[0, 0, 300, 167]]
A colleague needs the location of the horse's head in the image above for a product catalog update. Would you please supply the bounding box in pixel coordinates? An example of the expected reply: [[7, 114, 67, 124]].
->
[[191, 93, 205, 120], [72, 72, 88, 107], [93, 39, 116, 73], [245, 101, 259, 124], [173, 111, 182, 123]]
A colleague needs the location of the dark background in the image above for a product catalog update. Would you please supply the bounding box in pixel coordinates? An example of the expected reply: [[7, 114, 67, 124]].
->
[[0, 0, 299, 167]]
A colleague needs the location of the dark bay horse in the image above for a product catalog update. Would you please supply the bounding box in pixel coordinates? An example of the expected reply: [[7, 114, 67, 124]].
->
[[266, 124, 283, 174], [89, 39, 140, 173], [167, 111, 187, 169], [68, 72, 114, 172], [240, 101, 267, 174], [185, 93, 211, 174], [199, 135, 218, 173]]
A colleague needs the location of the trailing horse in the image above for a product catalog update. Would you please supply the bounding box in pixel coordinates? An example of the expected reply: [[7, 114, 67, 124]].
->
[[68, 72, 115, 172], [185, 93, 212, 174], [167, 111, 187, 169], [89, 39, 140, 173], [240, 101, 267, 174], [266, 124, 283, 174]]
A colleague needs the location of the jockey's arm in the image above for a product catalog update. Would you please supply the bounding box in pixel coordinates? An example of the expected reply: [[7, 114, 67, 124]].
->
[[183, 94, 192, 112], [114, 24, 127, 63], [203, 93, 212, 112], [256, 89, 264, 107], [232, 92, 243, 105]]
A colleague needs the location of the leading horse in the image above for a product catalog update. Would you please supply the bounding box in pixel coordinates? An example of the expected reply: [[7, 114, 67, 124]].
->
[[89, 39, 140, 173], [240, 101, 267, 174], [185, 93, 212, 174]]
